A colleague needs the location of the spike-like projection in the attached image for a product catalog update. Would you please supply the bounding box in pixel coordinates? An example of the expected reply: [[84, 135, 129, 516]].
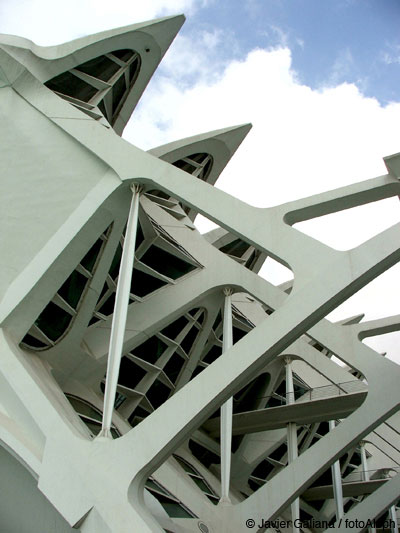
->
[[149, 124, 252, 221], [0, 14, 400, 533], [0, 15, 184, 135]]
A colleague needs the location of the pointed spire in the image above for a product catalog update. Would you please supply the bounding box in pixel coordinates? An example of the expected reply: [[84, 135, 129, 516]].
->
[[149, 123, 252, 186], [148, 123, 251, 221], [0, 15, 186, 136], [150, 123, 251, 159], [137, 14, 185, 57]]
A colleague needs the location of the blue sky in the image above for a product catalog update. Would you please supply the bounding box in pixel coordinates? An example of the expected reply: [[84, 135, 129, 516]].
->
[[1, 0, 400, 361], [173, 0, 400, 103], [1, 1, 399, 103]]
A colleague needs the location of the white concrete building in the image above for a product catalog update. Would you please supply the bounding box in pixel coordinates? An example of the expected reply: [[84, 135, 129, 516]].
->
[[1, 14, 400, 533]]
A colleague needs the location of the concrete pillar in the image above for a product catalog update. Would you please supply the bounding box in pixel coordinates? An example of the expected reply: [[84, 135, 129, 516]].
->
[[384, 470, 399, 533], [330, 420, 344, 520], [285, 357, 300, 532], [360, 441, 376, 533], [220, 288, 233, 504], [98, 184, 141, 439], [389, 505, 398, 533]]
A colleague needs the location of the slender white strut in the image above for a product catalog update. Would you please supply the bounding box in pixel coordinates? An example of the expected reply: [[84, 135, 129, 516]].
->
[[285, 357, 300, 533], [98, 183, 141, 438], [330, 420, 344, 520], [219, 288, 233, 504], [360, 441, 376, 533], [389, 504, 399, 533], [384, 470, 399, 533]]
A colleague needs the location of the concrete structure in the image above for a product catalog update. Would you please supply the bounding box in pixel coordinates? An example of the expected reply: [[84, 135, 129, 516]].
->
[[0, 13, 400, 533]]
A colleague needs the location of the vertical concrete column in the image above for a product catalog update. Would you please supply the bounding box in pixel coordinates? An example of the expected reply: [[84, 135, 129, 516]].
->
[[389, 505, 399, 533], [98, 184, 141, 439], [330, 420, 344, 520], [360, 442, 376, 533], [285, 357, 300, 532], [383, 470, 399, 532], [360, 441, 369, 481], [220, 288, 233, 504]]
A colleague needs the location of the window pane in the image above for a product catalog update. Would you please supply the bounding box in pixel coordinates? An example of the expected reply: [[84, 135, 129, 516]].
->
[[58, 270, 87, 309], [76, 55, 120, 82], [34, 301, 72, 341], [46, 71, 97, 102]]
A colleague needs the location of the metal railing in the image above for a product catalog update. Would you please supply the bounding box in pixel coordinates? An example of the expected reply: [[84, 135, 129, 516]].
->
[[295, 380, 367, 403], [242, 380, 368, 409], [343, 466, 400, 484]]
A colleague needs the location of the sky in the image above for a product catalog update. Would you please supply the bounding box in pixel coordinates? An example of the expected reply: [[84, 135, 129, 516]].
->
[[1, 0, 399, 363]]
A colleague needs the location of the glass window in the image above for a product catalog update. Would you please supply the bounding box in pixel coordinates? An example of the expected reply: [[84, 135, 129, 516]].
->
[[145, 478, 197, 518], [46, 71, 97, 102], [45, 50, 141, 126], [173, 455, 219, 504], [20, 229, 109, 350], [65, 395, 120, 439], [141, 246, 196, 280], [75, 55, 120, 82]]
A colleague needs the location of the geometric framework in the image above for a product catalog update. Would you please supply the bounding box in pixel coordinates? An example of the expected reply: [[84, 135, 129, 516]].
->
[[1, 13, 400, 533], [20, 226, 111, 349], [45, 48, 141, 128]]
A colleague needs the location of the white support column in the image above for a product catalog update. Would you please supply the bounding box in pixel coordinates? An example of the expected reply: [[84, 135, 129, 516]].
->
[[220, 288, 233, 504], [383, 470, 399, 533], [389, 504, 398, 533], [98, 184, 141, 439], [360, 441, 369, 481], [330, 420, 344, 521], [285, 357, 300, 533], [360, 441, 376, 533]]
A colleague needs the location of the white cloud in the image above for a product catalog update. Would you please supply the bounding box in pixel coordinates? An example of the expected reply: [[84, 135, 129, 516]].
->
[[125, 44, 400, 361], [127, 46, 400, 208], [158, 28, 228, 85]]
